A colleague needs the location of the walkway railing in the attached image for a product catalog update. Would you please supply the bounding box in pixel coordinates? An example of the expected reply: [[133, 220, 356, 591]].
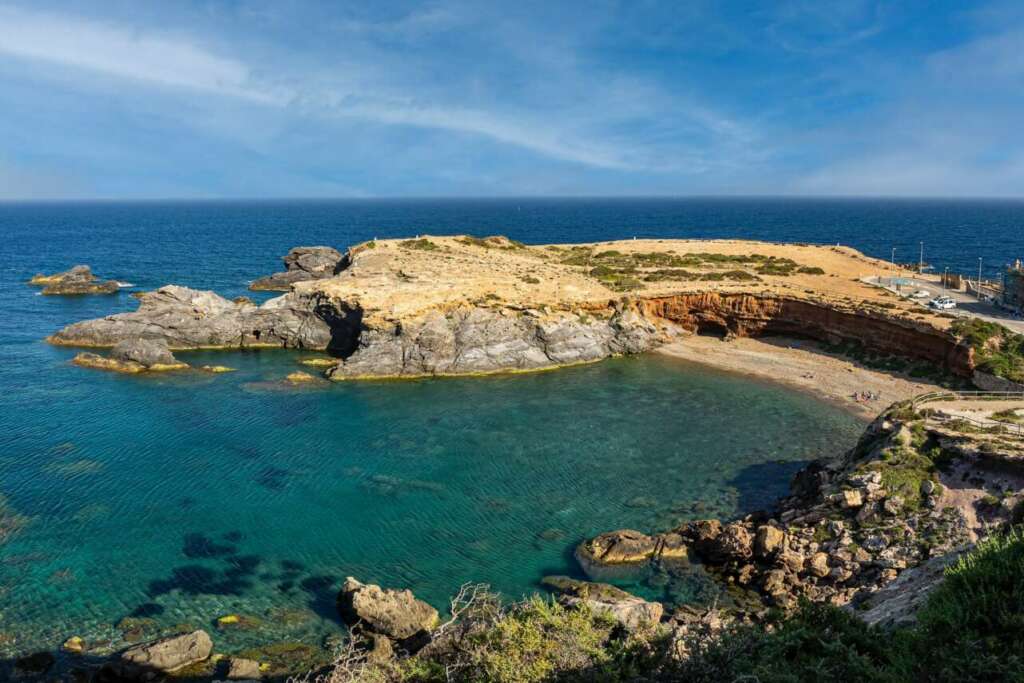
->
[[911, 390, 1024, 439]]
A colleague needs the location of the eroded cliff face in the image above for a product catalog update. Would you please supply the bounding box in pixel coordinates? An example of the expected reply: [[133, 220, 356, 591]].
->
[[637, 292, 973, 376], [324, 300, 662, 379]]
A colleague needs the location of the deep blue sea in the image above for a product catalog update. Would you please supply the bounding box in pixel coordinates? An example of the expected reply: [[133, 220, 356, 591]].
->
[[0, 198, 1021, 665]]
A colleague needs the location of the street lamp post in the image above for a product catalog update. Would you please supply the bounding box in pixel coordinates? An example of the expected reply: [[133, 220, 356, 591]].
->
[[919, 241, 924, 274], [942, 267, 948, 295], [978, 257, 984, 301]]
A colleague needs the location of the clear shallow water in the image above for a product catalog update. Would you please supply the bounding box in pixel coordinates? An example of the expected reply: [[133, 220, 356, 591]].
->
[[0, 197, 1020, 659]]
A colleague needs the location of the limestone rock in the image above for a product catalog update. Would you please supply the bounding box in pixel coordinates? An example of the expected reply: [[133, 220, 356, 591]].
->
[[72, 339, 189, 373], [754, 525, 785, 560], [251, 246, 344, 291], [840, 489, 863, 509], [576, 529, 659, 566], [111, 339, 180, 368], [326, 304, 660, 380], [227, 657, 262, 679], [30, 265, 120, 295], [704, 523, 753, 562], [50, 285, 333, 351], [120, 629, 213, 672], [337, 577, 439, 643], [564, 593, 663, 631], [807, 552, 830, 578], [546, 575, 663, 630]]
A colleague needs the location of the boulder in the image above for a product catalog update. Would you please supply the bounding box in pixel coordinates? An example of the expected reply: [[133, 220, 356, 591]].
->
[[806, 552, 830, 578], [227, 656, 262, 679], [753, 525, 785, 560], [703, 523, 753, 563], [576, 529, 659, 567], [250, 246, 344, 291], [545, 575, 663, 630], [564, 593, 663, 631], [337, 577, 439, 644], [840, 489, 863, 509], [120, 629, 213, 673], [30, 265, 120, 295]]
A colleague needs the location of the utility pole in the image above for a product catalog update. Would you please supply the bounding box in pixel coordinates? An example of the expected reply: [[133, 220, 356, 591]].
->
[[919, 241, 924, 274], [942, 267, 948, 295]]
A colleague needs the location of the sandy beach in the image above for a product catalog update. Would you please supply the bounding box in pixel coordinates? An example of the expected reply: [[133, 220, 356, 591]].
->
[[656, 334, 946, 420]]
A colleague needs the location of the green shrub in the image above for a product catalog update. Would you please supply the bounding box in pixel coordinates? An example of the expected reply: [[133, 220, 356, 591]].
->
[[670, 601, 891, 682], [889, 528, 1024, 681]]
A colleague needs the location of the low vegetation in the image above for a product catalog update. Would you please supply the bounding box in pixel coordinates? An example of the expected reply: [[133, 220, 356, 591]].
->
[[556, 248, 822, 291], [950, 318, 1024, 383], [399, 238, 443, 252], [299, 529, 1024, 683]]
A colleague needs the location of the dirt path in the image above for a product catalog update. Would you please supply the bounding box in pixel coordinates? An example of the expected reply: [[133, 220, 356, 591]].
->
[[656, 335, 945, 420]]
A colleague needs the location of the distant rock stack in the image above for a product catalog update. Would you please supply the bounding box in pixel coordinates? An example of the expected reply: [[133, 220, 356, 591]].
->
[[29, 265, 119, 295]]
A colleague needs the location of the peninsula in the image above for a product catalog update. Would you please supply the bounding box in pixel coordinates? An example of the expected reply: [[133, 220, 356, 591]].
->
[[48, 236, 976, 386]]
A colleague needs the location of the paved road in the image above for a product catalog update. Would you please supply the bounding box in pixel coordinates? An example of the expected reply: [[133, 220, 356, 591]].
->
[[867, 274, 1024, 334]]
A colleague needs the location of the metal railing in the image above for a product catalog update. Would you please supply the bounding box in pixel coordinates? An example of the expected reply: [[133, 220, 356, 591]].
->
[[911, 390, 1024, 439], [911, 390, 1024, 409]]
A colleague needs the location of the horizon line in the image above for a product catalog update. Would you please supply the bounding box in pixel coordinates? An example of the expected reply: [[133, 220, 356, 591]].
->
[[3, 194, 1024, 204]]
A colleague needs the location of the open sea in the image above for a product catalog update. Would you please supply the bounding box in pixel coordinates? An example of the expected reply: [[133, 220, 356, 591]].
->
[[0, 197, 1022, 665]]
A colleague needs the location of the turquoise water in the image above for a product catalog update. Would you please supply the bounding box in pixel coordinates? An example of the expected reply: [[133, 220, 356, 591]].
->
[[8, 196, 1019, 663], [0, 344, 862, 658]]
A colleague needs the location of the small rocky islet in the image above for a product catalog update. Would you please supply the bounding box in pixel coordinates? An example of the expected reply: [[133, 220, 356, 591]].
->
[[16, 236, 1024, 679], [29, 264, 121, 295]]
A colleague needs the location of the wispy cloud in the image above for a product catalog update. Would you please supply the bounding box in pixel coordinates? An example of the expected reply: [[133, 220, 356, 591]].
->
[[0, 3, 759, 177], [0, 6, 282, 103]]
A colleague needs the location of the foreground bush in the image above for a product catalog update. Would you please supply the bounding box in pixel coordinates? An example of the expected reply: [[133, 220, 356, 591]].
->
[[890, 527, 1024, 681]]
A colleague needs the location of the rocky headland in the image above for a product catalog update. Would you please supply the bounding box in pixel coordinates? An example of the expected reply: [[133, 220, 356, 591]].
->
[[30, 265, 120, 295], [49, 235, 981, 384]]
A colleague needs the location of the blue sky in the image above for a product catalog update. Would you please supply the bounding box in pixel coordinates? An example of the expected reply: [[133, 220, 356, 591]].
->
[[0, 1, 1022, 199]]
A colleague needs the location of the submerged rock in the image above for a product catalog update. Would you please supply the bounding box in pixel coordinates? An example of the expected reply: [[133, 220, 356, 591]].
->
[[72, 339, 189, 373], [250, 246, 344, 291], [119, 629, 213, 673], [30, 265, 120, 295], [542, 575, 664, 630], [337, 577, 439, 646], [226, 656, 262, 679], [49, 284, 333, 351]]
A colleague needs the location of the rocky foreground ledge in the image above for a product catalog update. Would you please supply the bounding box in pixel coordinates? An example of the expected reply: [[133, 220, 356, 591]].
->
[[48, 235, 977, 381]]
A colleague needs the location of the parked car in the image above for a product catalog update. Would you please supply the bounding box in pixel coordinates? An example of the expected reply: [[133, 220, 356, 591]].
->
[[929, 296, 957, 310], [910, 289, 931, 299]]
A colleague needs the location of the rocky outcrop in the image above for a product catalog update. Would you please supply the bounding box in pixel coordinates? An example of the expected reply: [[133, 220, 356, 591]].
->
[[542, 576, 663, 630], [30, 265, 120, 295], [576, 403, 997, 617], [118, 629, 213, 673], [337, 577, 439, 650], [73, 339, 190, 373], [972, 370, 1024, 392], [250, 246, 344, 291], [325, 301, 663, 380], [49, 285, 333, 351]]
